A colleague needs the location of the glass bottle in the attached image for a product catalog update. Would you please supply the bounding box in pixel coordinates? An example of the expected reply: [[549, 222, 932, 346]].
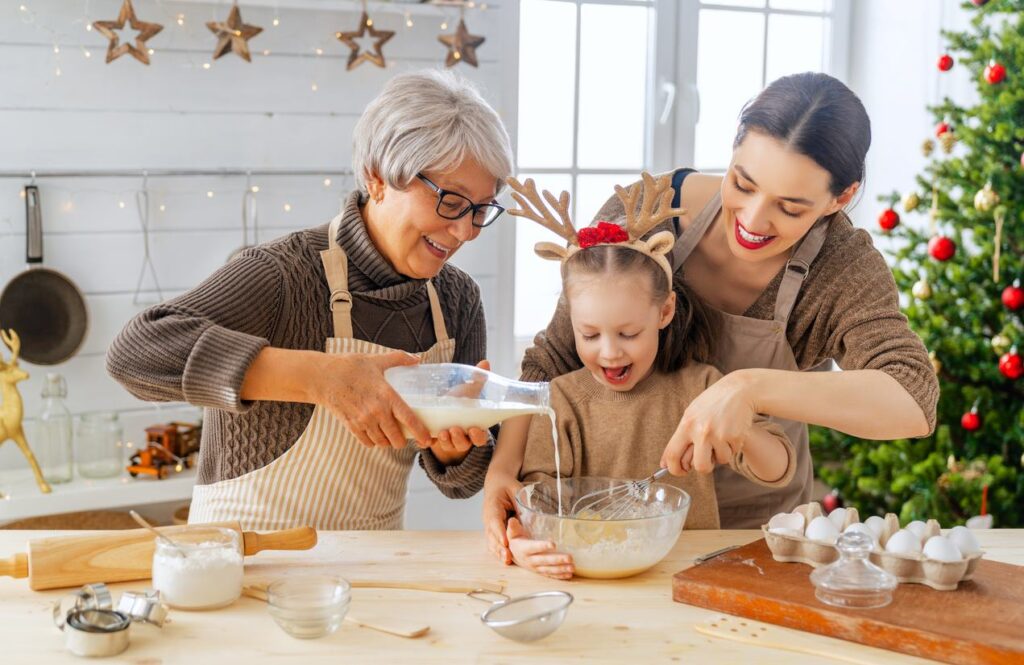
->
[[36, 373, 73, 484], [76, 412, 124, 479]]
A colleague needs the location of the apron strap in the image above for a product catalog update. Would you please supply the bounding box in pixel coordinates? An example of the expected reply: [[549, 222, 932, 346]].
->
[[320, 213, 354, 339], [671, 190, 721, 272], [425, 280, 449, 343], [319, 212, 451, 343], [773, 217, 830, 326]]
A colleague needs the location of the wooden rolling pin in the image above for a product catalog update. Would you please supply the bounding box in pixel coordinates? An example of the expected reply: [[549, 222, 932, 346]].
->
[[0, 521, 317, 590]]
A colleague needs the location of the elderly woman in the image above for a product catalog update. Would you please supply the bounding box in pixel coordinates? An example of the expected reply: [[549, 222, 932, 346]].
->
[[107, 70, 514, 530]]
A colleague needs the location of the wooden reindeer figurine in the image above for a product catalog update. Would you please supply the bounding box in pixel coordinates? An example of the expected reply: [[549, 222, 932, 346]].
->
[[0, 329, 52, 493]]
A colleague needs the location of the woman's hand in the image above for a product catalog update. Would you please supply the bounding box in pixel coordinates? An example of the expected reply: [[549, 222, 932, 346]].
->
[[483, 472, 521, 564], [315, 350, 432, 448], [661, 370, 757, 475], [425, 359, 494, 465], [506, 517, 574, 580]]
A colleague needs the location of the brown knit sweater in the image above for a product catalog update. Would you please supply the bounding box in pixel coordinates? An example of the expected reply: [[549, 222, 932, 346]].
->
[[522, 172, 939, 434], [106, 191, 491, 497], [521, 365, 795, 529]]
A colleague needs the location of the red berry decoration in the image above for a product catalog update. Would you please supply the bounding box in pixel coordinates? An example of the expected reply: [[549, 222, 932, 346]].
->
[[878, 208, 900, 231], [961, 410, 981, 431], [984, 61, 1006, 85], [999, 349, 1023, 380], [822, 491, 841, 514], [1002, 282, 1024, 311], [937, 54, 954, 71], [935, 121, 952, 137], [928, 235, 956, 261]]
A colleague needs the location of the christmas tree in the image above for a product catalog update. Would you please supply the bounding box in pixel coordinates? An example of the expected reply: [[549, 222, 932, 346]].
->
[[811, 0, 1024, 527]]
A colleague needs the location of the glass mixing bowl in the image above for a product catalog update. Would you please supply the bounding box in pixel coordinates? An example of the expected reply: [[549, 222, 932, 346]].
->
[[516, 477, 690, 579], [266, 576, 351, 639]]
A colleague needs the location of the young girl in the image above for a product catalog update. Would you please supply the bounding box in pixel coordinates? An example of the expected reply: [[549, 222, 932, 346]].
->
[[500, 173, 795, 579]]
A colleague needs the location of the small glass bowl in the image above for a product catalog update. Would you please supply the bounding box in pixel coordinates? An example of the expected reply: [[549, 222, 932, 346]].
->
[[266, 576, 351, 639]]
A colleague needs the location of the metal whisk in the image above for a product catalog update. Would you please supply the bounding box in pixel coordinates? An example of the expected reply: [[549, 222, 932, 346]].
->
[[568, 468, 670, 519]]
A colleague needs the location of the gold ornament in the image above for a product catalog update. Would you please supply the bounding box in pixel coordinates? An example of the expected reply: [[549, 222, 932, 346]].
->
[[929, 350, 942, 375], [902, 192, 921, 213], [939, 131, 957, 154], [921, 139, 936, 157], [336, 10, 395, 70], [0, 330, 51, 493], [207, 3, 263, 62], [93, 0, 163, 65], [974, 182, 999, 212], [439, 19, 485, 68], [992, 334, 1012, 356], [912, 278, 932, 300]]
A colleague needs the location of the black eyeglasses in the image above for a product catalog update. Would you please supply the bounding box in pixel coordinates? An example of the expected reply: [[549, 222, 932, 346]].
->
[[416, 173, 505, 228]]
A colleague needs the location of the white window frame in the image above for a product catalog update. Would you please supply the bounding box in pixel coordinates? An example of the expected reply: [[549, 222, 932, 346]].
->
[[654, 0, 852, 173]]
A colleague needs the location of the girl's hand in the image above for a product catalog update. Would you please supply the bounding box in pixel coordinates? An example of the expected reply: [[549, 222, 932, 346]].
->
[[314, 351, 431, 448], [506, 517, 574, 580], [483, 473, 521, 564], [661, 371, 756, 475]]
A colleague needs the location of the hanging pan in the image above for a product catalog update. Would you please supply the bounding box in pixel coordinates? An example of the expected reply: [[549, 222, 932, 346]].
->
[[0, 185, 88, 365]]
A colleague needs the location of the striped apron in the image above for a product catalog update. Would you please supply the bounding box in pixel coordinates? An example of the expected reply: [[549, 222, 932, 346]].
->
[[188, 213, 456, 530]]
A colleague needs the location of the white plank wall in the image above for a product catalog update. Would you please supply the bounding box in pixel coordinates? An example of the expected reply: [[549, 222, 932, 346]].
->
[[0, 0, 519, 529]]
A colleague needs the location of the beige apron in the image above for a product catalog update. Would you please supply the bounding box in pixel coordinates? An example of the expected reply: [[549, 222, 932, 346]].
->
[[189, 214, 456, 530], [671, 191, 828, 528]]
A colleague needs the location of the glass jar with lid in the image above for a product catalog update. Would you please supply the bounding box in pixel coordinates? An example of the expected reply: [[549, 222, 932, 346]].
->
[[75, 412, 124, 479]]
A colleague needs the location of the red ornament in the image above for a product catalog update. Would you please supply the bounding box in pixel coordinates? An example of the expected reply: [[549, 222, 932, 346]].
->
[[822, 491, 841, 514], [972, 0, 989, 5], [999, 349, 1023, 380], [984, 61, 1006, 85], [935, 121, 952, 137], [928, 235, 956, 261], [878, 208, 900, 231], [937, 54, 954, 71], [1002, 282, 1024, 311], [961, 410, 981, 431], [577, 221, 628, 249]]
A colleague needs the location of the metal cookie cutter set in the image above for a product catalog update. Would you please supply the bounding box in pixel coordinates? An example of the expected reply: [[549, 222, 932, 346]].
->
[[52, 583, 169, 657]]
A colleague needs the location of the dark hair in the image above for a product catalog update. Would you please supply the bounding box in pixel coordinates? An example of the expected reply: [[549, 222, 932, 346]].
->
[[734, 72, 871, 196], [563, 245, 716, 373]]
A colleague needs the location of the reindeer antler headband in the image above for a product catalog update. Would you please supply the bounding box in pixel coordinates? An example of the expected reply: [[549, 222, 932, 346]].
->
[[506, 171, 685, 287]]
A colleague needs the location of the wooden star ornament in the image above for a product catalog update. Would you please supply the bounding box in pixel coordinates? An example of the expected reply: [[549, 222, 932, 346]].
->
[[438, 19, 485, 68], [336, 12, 395, 70], [92, 0, 163, 65], [207, 3, 263, 62]]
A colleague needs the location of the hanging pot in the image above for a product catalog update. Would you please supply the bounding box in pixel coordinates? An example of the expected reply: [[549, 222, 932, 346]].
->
[[0, 186, 88, 365]]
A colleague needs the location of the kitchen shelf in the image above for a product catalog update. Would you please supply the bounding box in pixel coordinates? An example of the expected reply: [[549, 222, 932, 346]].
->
[[0, 467, 196, 523]]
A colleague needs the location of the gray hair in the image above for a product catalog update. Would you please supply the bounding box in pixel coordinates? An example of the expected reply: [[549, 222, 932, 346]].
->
[[352, 69, 514, 195]]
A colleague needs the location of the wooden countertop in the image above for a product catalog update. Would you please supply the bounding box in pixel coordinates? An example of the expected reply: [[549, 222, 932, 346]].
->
[[2, 528, 1021, 663]]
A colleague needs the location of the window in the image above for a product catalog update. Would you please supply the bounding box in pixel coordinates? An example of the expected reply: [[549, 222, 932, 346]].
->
[[513, 0, 847, 365], [514, 0, 657, 361]]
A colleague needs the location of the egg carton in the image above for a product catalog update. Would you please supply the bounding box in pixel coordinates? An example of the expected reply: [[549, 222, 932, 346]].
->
[[761, 502, 984, 591]]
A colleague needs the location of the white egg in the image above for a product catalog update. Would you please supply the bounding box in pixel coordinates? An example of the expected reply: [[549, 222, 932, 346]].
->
[[769, 527, 804, 538], [864, 515, 886, 540], [948, 525, 981, 556], [844, 523, 878, 546], [885, 529, 922, 555], [826, 507, 848, 529], [923, 535, 963, 562], [805, 516, 840, 543], [906, 520, 928, 543], [768, 512, 805, 532]]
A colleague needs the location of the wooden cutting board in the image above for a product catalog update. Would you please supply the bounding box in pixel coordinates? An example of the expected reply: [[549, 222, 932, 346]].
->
[[672, 538, 1024, 665]]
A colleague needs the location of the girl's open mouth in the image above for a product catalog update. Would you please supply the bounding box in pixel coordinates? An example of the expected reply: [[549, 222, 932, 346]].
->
[[602, 364, 632, 385]]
